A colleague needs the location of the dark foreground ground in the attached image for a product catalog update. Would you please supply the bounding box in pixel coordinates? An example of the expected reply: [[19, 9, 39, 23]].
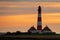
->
[[0, 34, 60, 40]]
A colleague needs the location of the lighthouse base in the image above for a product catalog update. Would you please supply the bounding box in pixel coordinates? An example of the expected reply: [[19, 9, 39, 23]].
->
[[37, 30, 42, 33]]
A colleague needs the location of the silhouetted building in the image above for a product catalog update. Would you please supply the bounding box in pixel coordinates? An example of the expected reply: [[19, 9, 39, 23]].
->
[[42, 25, 56, 34], [28, 26, 37, 33], [28, 6, 56, 34], [42, 25, 52, 33]]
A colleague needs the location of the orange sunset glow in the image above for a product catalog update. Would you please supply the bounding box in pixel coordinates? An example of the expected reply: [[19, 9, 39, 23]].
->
[[0, 1, 60, 34]]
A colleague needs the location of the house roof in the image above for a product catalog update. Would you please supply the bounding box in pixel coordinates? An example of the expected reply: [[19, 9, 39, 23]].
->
[[42, 25, 52, 32], [28, 26, 36, 31]]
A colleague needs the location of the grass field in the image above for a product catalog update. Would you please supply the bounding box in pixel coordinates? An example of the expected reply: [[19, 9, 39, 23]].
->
[[0, 34, 60, 40]]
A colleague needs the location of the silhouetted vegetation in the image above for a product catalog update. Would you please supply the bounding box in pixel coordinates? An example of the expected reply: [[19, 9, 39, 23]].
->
[[0, 31, 59, 40], [6, 32, 11, 35], [6, 31, 21, 35], [5, 31, 56, 36]]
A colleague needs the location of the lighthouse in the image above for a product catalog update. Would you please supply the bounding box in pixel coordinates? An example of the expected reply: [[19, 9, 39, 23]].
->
[[28, 6, 55, 34], [37, 6, 42, 32]]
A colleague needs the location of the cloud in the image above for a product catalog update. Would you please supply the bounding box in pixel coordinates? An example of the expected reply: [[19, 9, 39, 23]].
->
[[43, 7, 60, 13], [1, 7, 60, 15], [0, 0, 60, 2], [0, 7, 36, 15], [0, 2, 60, 15]]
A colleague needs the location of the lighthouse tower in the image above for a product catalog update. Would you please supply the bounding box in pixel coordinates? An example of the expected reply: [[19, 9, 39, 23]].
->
[[28, 6, 56, 34], [37, 6, 42, 33]]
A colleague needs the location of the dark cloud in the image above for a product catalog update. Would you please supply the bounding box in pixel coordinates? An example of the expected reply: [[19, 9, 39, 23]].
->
[[0, 11, 36, 16], [1, 7, 60, 15], [0, 0, 36, 2], [0, 0, 60, 2], [42, 7, 60, 13], [0, 8, 36, 15]]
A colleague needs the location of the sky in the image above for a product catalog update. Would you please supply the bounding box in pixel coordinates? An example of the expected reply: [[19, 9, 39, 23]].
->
[[0, 0, 60, 34]]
